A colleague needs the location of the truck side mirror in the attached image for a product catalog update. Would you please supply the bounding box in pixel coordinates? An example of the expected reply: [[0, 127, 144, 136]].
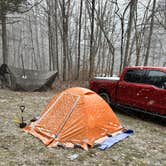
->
[[164, 82, 166, 89]]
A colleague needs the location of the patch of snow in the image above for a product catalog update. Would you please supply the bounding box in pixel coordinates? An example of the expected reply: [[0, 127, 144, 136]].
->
[[94, 76, 120, 81], [68, 154, 79, 160]]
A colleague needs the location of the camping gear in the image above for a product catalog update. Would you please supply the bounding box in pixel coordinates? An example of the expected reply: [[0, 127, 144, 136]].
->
[[19, 105, 27, 128], [99, 129, 134, 150], [14, 105, 27, 128], [0, 64, 57, 91], [24, 87, 124, 150]]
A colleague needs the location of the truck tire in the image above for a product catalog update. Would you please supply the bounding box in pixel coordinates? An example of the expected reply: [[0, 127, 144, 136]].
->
[[99, 92, 110, 104]]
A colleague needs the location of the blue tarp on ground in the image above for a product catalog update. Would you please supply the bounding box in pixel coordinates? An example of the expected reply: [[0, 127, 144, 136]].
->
[[99, 130, 134, 150]]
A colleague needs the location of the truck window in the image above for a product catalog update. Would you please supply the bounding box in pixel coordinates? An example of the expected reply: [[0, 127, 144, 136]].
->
[[124, 70, 145, 83], [145, 70, 166, 89]]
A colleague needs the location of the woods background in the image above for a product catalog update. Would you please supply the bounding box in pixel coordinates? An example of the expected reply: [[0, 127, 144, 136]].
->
[[0, 0, 166, 81]]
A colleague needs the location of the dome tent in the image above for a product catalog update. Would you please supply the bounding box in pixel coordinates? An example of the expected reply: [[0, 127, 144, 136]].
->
[[24, 87, 124, 150]]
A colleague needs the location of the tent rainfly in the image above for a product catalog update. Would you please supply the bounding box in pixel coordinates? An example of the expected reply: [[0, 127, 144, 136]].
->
[[0, 64, 57, 91], [24, 87, 124, 150]]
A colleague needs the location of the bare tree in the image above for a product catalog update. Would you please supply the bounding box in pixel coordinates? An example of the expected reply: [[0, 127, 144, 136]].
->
[[89, 0, 95, 78], [0, 0, 164, 82], [59, 0, 71, 80], [114, 1, 130, 73], [144, 0, 156, 66], [155, 0, 166, 30], [123, 0, 137, 69], [0, 0, 27, 64], [75, 0, 83, 80]]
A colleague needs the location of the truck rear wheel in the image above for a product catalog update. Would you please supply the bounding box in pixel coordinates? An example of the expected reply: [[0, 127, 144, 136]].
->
[[99, 92, 110, 104]]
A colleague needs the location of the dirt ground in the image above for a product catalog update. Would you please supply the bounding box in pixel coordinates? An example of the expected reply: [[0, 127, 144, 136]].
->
[[0, 87, 165, 166]]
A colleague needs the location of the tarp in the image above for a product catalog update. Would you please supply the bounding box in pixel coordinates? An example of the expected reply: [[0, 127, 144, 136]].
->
[[99, 130, 134, 150], [0, 64, 57, 91], [24, 87, 124, 150]]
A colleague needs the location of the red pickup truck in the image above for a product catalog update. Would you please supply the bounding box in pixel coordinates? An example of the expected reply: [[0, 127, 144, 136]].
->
[[90, 66, 166, 116]]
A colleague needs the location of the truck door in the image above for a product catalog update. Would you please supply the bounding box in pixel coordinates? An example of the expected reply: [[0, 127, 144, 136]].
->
[[117, 69, 147, 109], [144, 70, 166, 115]]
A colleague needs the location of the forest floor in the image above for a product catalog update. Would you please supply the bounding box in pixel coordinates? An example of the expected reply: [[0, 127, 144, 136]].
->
[[0, 82, 165, 166]]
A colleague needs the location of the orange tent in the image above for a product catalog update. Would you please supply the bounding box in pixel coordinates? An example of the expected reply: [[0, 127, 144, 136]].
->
[[24, 87, 124, 150]]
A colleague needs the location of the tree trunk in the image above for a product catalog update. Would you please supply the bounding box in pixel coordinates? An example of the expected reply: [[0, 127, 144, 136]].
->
[[46, 0, 59, 74], [29, 15, 38, 70], [54, 0, 59, 77], [34, 7, 41, 69], [135, 23, 141, 66], [144, 0, 156, 66], [82, 6, 87, 80], [48, 11, 53, 71], [89, 0, 95, 78], [110, 47, 115, 76], [47, 0, 53, 71], [119, 19, 124, 73], [123, 0, 136, 68], [62, 0, 67, 81], [76, 0, 83, 80], [1, 13, 8, 64]]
